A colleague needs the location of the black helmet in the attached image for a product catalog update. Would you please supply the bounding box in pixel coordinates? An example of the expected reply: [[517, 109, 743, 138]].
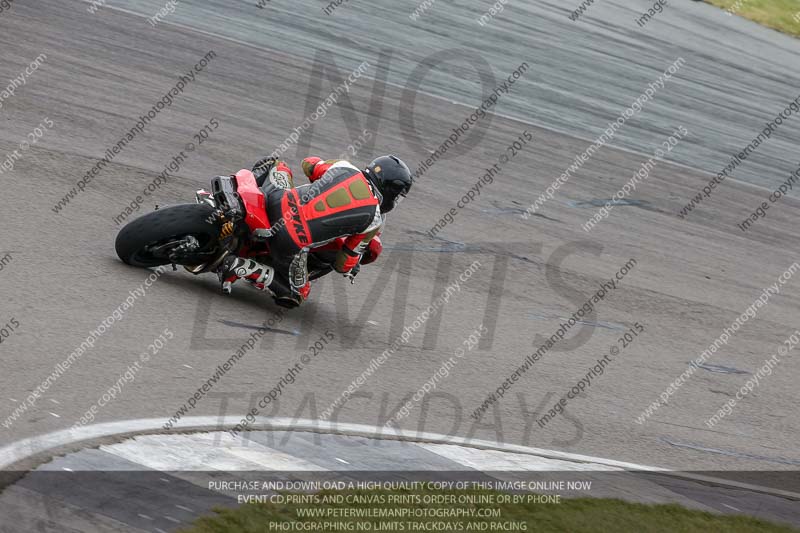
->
[[363, 155, 412, 213]]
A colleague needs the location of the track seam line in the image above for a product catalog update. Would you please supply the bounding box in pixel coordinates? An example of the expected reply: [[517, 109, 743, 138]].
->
[[72, 0, 785, 198]]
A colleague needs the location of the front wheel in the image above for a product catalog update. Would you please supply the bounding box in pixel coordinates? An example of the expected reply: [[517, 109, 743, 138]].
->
[[115, 203, 222, 267]]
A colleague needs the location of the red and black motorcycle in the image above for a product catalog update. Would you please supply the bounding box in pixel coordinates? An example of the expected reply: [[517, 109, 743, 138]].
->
[[115, 169, 346, 282]]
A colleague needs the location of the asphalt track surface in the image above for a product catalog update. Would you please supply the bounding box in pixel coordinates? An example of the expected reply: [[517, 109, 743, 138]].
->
[[1, 0, 800, 482]]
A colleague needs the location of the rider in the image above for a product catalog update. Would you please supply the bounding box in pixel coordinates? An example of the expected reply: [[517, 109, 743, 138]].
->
[[219, 155, 413, 308]]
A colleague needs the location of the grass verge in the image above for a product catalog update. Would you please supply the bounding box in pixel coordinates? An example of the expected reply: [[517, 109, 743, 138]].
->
[[179, 488, 798, 533], [704, 0, 800, 37]]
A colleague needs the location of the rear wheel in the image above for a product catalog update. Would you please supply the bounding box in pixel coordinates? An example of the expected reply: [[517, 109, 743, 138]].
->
[[115, 204, 222, 267]]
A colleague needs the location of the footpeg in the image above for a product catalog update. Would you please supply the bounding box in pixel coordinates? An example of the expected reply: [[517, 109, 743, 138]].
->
[[253, 228, 273, 241]]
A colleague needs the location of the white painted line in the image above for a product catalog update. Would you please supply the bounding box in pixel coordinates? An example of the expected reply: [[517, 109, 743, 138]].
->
[[102, 434, 273, 472], [0, 416, 798, 501], [417, 443, 622, 472], [723, 503, 742, 512], [175, 504, 193, 512], [8, 398, 17, 402], [226, 444, 323, 471], [182, 364, 193, 369], [99, 432, 324, 472], [0, 417, 652, 472], [335, 457, 350, 464], [137, 513, 153, 520], [49, 399, 60, 405], [159, 478, 170, 483], [164, 516, 181, 524], [48, 412, 60, 418], [62, 467, 73, 472]]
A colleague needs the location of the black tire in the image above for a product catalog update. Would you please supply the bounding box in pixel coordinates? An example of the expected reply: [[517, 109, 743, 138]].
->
[[115, 203, 222, 267]]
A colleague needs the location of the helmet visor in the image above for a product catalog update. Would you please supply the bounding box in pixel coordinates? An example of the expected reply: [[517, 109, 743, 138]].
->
[[385, 179, 411, 197]]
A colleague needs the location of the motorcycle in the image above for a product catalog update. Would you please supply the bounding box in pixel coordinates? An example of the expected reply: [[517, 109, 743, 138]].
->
[[115, 169, 348, 284]]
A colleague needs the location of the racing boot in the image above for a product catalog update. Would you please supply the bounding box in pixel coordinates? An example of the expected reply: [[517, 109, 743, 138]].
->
[[218, 256, 275, 295], [269, 248, 310, 309]]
